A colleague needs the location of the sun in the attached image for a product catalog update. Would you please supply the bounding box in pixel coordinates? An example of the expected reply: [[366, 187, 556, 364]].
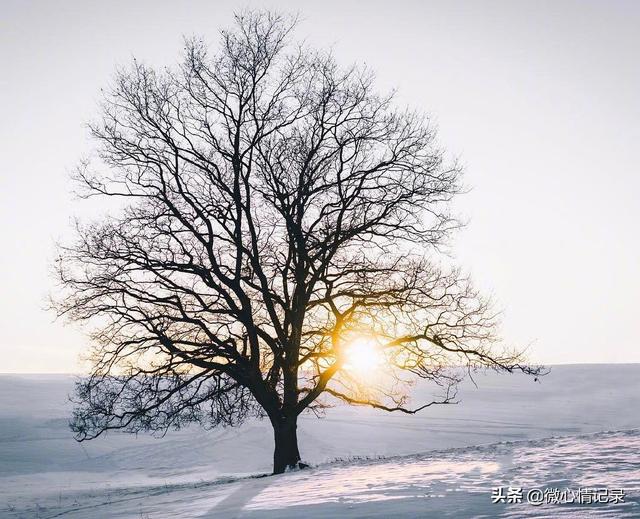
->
[[344, 337, 384, 375]]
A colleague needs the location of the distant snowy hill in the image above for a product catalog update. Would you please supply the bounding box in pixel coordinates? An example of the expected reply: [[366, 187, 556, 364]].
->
[[1, 365, 639, 517]]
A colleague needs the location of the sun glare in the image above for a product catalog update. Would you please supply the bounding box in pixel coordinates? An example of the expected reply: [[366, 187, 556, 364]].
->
[[344, 337, 384, 375]]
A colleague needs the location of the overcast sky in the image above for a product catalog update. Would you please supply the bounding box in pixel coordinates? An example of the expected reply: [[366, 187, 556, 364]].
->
[[1, 0, 638, 372]]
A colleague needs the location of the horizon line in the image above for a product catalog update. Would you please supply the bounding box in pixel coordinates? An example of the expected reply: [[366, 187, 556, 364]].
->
[[3, 361, 640, 376]]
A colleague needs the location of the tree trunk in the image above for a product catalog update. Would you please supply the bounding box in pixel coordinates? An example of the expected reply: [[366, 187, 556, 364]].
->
[[272, 416, 302, 474]]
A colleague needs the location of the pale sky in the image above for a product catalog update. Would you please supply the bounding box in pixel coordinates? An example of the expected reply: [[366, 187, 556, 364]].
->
[[1, 0, 638, 372]]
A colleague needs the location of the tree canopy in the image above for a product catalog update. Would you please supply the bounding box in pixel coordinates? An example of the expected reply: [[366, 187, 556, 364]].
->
[[53, 11, 542, 473]]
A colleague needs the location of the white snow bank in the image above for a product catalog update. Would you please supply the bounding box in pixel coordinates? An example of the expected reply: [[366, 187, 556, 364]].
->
[[1, 365, 639, 517]]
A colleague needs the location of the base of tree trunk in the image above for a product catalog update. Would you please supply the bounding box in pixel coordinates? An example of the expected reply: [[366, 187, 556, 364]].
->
[[272, 419, 303, 474]]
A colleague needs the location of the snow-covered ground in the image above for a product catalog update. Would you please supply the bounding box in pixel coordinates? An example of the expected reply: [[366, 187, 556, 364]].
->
[[1, 365, 639, 518]]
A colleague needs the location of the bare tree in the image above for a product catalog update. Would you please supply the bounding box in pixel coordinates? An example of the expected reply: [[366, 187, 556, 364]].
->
[[52, 11, 543, 474]]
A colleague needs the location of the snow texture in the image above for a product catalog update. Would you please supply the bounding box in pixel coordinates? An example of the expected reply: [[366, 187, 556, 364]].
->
[[1, 365, 639, 517]]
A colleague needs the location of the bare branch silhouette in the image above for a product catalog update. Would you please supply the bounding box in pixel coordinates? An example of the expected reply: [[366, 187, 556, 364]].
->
[[52, 10, 544, 474]]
